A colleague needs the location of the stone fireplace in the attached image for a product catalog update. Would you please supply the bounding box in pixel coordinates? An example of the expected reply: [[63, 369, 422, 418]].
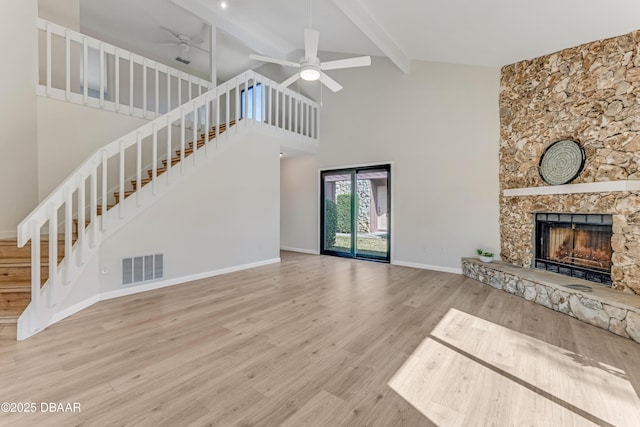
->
[[499, 29, 640, 295]]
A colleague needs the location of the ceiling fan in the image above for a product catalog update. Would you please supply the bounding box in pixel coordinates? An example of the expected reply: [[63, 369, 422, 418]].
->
[[159, 24, 209, 65], [249, 5, 371, 93]]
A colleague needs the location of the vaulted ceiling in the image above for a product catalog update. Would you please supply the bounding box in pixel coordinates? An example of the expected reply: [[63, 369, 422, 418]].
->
[[80, 0, 640, 83]]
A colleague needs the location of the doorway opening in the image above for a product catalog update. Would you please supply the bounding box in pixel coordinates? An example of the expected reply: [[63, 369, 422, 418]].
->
[[321, 165, 391, 262]]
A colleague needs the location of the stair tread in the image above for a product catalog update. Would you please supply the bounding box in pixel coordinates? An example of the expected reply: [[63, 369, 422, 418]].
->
[[0, 308, 24, 321], [0, 259, 50, 267], [0, 238, 64, 246], [0, 283, 31, 293]]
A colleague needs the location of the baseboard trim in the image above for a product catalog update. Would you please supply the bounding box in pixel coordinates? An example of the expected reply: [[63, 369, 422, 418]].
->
[[0, 230, 17, 240], [101, 257, 281, 301], [43, 258, 281, 331], [48, 295, 101, 326], [280, 246, 320, 255], [392, 260, 462, 275]]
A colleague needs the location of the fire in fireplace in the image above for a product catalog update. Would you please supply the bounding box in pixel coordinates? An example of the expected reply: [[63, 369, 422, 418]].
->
[[534, 213, 613, 285]]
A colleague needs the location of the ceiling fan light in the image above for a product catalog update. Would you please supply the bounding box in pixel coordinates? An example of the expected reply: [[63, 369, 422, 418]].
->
[[300, 67, 320, 81]]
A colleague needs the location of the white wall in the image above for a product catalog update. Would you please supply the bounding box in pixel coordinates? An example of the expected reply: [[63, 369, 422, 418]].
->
[[0, 0, 39, 237], [98, 134, 281, 293], [39, 0, 79, 30], [280, 58, 501, 272]]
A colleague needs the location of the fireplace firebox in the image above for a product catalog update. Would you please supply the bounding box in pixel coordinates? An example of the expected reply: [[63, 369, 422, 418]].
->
[[534, 213, 613, 285]]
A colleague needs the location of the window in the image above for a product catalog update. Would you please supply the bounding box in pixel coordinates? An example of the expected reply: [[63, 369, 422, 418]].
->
[[241, 83, 262, 120]]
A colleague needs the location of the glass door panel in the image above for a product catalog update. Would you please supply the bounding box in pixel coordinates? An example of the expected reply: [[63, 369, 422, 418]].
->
[[355, 169, 389, 260], [322, 171, 352, 254]]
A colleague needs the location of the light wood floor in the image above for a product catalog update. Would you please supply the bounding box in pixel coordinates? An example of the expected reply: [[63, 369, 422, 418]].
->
[[0, 251, 639, 426]]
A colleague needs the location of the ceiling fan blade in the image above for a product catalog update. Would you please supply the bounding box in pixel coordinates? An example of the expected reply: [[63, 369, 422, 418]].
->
[[249, 54, 301, 68], [189, 22, 208, 45], [304, 28, 319, 59], [279, 73, 301, 90], [319, 72, 343, 92], [160, 26, 180, 40], [191, 44, 209, 54], [321, 56, 371, 71], [190, 36, 204, 46], [158, 41, 180, 46]]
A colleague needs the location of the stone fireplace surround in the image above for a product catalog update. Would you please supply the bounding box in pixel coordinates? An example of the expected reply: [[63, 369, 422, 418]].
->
[[499, 28, 640, 295], [462, 257, 640, 343], [460, 26, 640, 342]]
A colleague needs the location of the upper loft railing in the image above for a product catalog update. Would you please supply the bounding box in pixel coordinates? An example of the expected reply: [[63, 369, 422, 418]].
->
[[37, 18, 213, 119]]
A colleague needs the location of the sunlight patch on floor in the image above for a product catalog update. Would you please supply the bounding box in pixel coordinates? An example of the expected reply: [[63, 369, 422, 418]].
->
[[388, 308, 640, 426]]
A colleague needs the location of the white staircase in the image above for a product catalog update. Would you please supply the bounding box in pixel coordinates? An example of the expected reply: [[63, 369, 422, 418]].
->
[[12, 19, 319, 340]]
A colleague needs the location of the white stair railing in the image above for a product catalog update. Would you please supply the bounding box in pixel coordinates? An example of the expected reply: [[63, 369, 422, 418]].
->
[[17, 69, 319, 339], [37, 18, 213, 119]]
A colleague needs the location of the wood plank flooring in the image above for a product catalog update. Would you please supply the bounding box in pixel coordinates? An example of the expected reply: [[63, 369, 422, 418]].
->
[[0, 251, 639, 426], [389, 308, 640, 426]]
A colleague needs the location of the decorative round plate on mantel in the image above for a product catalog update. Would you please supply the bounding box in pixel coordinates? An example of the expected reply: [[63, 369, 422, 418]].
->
[[539, 140, 586, 185]]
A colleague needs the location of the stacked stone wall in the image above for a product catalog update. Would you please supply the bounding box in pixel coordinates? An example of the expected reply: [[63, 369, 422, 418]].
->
[[500, 30, 640, 294]]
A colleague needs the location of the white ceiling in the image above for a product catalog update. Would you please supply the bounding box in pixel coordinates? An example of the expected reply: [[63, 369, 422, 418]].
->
[[80, 0, 640, 82]]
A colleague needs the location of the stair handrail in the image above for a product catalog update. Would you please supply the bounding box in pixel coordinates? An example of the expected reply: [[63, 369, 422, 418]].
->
[[17, 69, 318, 329], [37, 17, 213, 118]]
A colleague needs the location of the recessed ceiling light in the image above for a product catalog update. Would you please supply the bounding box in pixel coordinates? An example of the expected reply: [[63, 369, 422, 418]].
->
[[220, 1, 228, 9]]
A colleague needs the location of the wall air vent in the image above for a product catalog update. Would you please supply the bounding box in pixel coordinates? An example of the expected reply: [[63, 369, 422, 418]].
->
[[122, 254, 164, 285]]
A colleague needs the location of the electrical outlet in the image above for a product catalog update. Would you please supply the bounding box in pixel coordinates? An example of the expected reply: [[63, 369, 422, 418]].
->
[[101, 266, 109, 275]]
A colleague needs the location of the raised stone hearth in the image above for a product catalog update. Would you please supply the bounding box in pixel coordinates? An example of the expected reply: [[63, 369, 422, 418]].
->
[[499, 29, 640, 294], [462, 258, 640, 343]]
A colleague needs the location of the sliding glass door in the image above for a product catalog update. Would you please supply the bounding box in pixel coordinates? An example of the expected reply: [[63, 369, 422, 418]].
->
[[321, 165, 390, 261]]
